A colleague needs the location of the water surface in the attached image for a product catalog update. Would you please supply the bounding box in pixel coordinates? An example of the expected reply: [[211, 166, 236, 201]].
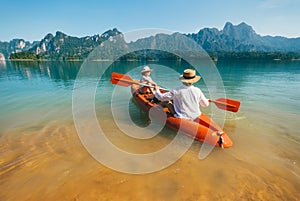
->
[[0, 60, 299, 200]]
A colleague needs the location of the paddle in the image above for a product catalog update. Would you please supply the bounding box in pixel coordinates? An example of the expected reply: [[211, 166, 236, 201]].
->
[[111, 72, 240, 112], [111, 72, 169, 91], [209, 98, 240, 113], [110, 72, 138, 87]]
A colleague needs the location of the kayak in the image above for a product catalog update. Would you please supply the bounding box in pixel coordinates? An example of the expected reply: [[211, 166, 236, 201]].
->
[[130, 84, 233, 148]]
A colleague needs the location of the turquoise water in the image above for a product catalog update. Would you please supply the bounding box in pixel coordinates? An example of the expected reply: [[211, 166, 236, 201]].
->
[[0, 59, 299, 200], [1, 60, 299, 132], [0, 61, 77, 132], [218, 60, 300, 114]]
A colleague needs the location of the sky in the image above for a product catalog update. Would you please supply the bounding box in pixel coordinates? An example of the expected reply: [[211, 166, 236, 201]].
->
[[0, 0, 299, 42]]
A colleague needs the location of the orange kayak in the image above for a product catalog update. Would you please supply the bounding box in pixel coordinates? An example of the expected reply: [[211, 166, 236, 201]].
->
[[131, 84, 233, 148]]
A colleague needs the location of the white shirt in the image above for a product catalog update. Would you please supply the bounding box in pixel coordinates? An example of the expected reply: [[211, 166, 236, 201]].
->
[[155, 84, 209, 120], [140, 75, 154, 92], [140, 75, 154, 85]]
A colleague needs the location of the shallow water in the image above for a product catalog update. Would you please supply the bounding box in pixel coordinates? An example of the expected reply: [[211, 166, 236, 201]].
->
[[0, 60, 299, 200]]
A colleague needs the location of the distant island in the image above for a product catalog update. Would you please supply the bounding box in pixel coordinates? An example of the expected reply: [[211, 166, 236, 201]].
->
[[1, 22, 300, 61]]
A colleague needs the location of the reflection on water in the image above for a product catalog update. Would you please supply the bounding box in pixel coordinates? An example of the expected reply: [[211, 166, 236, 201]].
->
[[0, 60, 299, 200], [4, 60, 81, 84]]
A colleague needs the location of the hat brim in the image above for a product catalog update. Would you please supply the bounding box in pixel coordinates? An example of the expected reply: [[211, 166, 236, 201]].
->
[[179, 75, 201, 83], [141, 69, 153, 74]]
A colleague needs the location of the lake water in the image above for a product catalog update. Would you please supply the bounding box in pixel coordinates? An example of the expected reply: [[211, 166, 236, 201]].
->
[[0, 59, 299, 200]]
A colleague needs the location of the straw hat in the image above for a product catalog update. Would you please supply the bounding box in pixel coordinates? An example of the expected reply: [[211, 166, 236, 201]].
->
[[141, 66, 153, 74], [179, 69, 201, 83]]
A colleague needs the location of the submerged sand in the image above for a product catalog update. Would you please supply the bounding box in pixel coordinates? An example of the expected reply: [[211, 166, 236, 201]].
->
[[0, 111, 299, 201]]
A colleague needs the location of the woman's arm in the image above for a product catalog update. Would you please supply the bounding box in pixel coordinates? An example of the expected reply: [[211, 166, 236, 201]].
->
[[155, 88, 174, 102], [199, 90, 209, 107]]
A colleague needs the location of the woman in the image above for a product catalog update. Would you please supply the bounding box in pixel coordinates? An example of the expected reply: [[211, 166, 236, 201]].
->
[[154, 69, 209, 120]]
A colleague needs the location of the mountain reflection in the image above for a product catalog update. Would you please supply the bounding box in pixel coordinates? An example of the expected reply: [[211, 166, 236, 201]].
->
[[4, 61, 82, 82]]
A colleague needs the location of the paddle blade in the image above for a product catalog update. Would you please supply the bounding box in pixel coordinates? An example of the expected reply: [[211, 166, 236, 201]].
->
[[110, 72, 135, 87], [211, 98, 241, 112]]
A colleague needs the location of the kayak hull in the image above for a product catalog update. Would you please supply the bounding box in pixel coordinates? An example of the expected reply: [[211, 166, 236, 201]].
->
[[131, 84, 233, 148]]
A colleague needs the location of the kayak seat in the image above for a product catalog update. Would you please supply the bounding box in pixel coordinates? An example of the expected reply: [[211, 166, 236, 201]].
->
[[163, 107, 170, 113]]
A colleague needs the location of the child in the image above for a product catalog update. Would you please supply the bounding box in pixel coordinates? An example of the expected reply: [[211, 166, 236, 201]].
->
[[139, 66, 156, 95]]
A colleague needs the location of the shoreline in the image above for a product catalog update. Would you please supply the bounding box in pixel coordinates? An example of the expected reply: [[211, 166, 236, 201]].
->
[[4, 57, 300, 62]]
